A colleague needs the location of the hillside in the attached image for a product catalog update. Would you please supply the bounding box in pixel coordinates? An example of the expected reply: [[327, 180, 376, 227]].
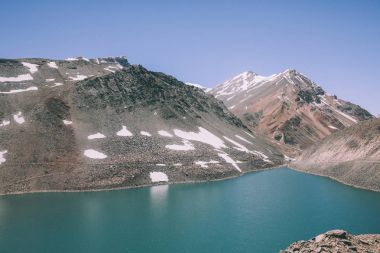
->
[[0, 57, 283, 194], [291, 118, 380, 191], [210, 70, 373, 157]]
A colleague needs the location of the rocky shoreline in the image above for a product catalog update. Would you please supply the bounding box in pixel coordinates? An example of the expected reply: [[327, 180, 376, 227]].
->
[[0, 164, 286, 196], [281, 230, 380, 253]]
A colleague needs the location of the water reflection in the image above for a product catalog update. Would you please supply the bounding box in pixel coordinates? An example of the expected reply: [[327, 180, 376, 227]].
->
[[150, 185, 169, 204]]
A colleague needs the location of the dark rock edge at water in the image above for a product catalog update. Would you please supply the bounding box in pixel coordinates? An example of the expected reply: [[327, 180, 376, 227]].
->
[[280, 230, 380, 253]]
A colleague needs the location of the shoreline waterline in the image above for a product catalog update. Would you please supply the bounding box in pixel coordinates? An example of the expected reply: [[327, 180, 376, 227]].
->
[[288, 166, 380, 193], [0, 164, 286, 196]]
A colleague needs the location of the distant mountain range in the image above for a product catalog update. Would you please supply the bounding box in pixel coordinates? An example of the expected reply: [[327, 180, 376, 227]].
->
[[0, 57, 282, 194], [210, 69, 373, 157]]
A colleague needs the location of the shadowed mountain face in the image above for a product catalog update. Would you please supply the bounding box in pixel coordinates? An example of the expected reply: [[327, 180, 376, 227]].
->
[[292, 118, 380, 191], [0, 57, 283, 194], [210, 70, 373, 157]]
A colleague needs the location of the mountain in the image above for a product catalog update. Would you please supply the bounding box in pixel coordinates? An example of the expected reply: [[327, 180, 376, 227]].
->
[[292, 118, 380, 191], [0, 57, 283, 194], [210, 69, 373, 157]]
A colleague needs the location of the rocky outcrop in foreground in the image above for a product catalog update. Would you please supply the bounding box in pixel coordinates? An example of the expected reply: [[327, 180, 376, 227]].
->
[[281, 230, 380, 253]]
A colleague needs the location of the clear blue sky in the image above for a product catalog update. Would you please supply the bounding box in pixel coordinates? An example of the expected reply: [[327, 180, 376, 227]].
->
[[1, 0, 379, 115]]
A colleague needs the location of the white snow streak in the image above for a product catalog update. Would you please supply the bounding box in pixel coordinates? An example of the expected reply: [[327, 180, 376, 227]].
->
[[165, 140, 195, 151], [217, 152, 241, 172], [47, 62, 58, 69], [0, 150, 7, 165], [69, 74, 88, 81], [0, 73, 33, 82], [0, 120, 10, 127], [50, 83, 64, 87], [84, 149, 107, 159], [63, 120, 72, 125], [173, 127, 226, 149], [13, 112, 25, 124], [158, 130, 173, 137], [117, 126, 133, 137], [235, 134, 253, 144], [140, 131, 152, 136], [21, 62, 39, 73], [0, 86, 38, 94], [87, 133, 106, 139], [195, 160, 219, 168]]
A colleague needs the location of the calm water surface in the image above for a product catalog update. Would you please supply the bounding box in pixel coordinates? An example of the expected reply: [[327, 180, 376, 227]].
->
[[1, 168, 380, 253]]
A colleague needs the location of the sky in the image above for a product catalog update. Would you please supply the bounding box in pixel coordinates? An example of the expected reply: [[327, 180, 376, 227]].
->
[[0, 0, 379, 115]]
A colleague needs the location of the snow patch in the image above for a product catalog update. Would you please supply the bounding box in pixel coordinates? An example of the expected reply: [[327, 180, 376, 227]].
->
[[0, 73, 33, 82], [195, 160, 219, 168], [69, 74, 88, 81], [88, 133, 106, 139], [223, 136, 251, 153], [284, 155, 295, 162], [63, 120, 72, 125], [244, 131, 255, 139], [165, 140, 195, 151], [47, 62, 58, 69], [13, 112, 25, 124], [235, 134, 253, 144], [50, 83, 64, 87], [150, 172, 169, 183], [84, 149, 107, 159], [173, 127, 226, 149], [117, 126, 133, 137], [21, 62, 39, 74], [156, 164, 166, 166], [46, 78, 55, 82], [328, 125, 338, 130], [140, 131, 152, 136], [0, 150, 7, 165], [0, 120, 10, 127], [0, 86, 38, 94], [217, 152, 241, 172], [158, 130, 173, 137], [224, 136, 271, 163]]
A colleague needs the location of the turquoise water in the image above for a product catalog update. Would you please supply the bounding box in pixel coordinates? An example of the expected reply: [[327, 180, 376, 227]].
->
[[0, 168, 380, 253]]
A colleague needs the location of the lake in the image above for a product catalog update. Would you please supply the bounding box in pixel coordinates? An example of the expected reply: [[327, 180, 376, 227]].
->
[[0, 167, 380, 253]]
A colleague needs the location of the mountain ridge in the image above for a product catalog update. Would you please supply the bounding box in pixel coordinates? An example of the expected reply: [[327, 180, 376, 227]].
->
[[210, 69, 373, 156]]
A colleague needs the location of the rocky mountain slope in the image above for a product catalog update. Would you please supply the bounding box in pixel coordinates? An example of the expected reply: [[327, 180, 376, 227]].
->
[[210, 70, 373, 157], [291, 118, 380, 191], [0, 57, 283, 194], [281, 230, 380, 253]]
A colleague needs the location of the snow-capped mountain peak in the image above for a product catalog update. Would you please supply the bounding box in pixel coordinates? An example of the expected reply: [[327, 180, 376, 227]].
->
[[210, 68, 373, 156]]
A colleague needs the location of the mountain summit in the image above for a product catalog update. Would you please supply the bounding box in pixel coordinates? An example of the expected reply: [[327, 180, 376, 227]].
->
[[210, 69, 373, 156]]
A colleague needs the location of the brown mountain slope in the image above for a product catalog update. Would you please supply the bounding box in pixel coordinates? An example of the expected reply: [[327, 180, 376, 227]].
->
[[210, 70, 373, 157], [291, 118, 380, 191]]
